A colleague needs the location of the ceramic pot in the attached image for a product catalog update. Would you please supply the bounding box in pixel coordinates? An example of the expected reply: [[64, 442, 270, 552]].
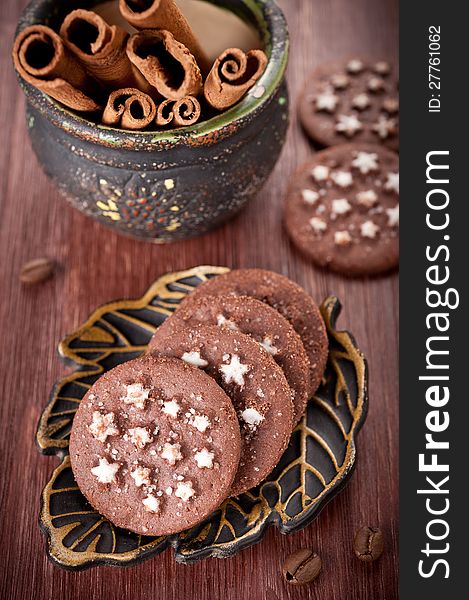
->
[[15, 0, 289, 242]]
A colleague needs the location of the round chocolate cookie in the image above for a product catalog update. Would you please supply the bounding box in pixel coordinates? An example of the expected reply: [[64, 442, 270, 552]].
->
[[178, 269, 328, 397], [299, 58, 399, 151], [148, 294, 310, 425], [69, 355, 241, 536], [150, 325, 294, 496], [284, 143, 399, 276]]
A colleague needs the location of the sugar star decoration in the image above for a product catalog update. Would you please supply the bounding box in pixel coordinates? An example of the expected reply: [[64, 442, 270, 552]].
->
[[347, 59, 364, 74], [352, 93, 371, 110], [331, 198, 352, 215], [383, 98, 399, 114], [219, 354, 249, 386], [89, 411, 119, 443], [356, 189, 378, 207], [372, 115, 397, 139], [260, 336, 278, 355], [302, 189, 320, 205], [386, 204, 399, 227], [194, 448, 215, 469], [330, 73, 350, 89], [384, 172, 399, 193], [181, 351, 208, 368], [309, 216, 327, 233], [91, 457, 119, 484], [374, 61, 391, 75], [122, 383, 150, 410], [315, 90, 339, 112], [311, 165, 330, 181], [360, 220, 380, 239], [331, 170, 353, 188], [367, 76, 385, 92], [335, 114, 363, 137], [351, 151, 379, 174], [334, 230, 352, 246]]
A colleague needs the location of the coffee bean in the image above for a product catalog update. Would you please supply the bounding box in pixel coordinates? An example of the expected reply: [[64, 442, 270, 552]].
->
[[282, 549, 321, 585], [354, 526, 384, 561], [20, 258, 54, 285]]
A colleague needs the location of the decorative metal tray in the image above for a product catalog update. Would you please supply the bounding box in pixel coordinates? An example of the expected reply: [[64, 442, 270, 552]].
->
[[37, 265, 368, 569]]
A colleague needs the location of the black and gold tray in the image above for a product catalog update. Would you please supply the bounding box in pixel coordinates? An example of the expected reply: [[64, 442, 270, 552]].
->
[[37, 266, 368, 569]]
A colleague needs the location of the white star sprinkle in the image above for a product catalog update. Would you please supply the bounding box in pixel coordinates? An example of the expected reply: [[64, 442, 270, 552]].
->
[[383, 98, 399, 114], [331, 198, 352, 215], [175, 481, 195, 502], [374, 61, 391, 75], [89, 411, 119, 443], [241, 407, 264, 426], [190, 414, 211, 433], [351, 151, 379, 174], [219, 354, 250, 387], [360, 220, 380, 238], [309, 217, 327, 233], [372, 116, 397, 139], [331, 171, 353, 187], [356, 190, 378, 207], [181, 351, 208, 368], [162, 399, 181, 418], [334, 231, 352, 246], [367, 77, 385, 92], [384, 172, 399, 193], [347, 59, 364, 74], [142, 494, 160, 513], [330, 73, 350, 89], [315, 90, 339, 112], [194, 448, 215, 469], [335, 114, 363, 137], [311, 165, 330, 181], [91, 457, 119, 484], [130, 465, 151, 487], [128, 427, 153, 449], [260, 336, 278, 355], [302, 189, 320, 205], [122, 383, 150, 410], [352, 93, 371, 110], [161, 442, 183, 465], [386, 204, 399, 227], [216, 314, 239, 331]]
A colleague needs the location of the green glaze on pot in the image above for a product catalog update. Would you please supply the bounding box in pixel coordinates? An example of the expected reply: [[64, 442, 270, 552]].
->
[[15, 0, 289, 241]]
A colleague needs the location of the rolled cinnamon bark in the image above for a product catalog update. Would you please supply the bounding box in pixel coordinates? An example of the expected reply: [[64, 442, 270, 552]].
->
[[12, 25, 100, 112], [102, 88, 157, 130], [127, 30, 202, 101], [155, 96, 201, 127], [204, 48, 268, 111], [119, 0, 210, 73], [60, 9, 152, 93]]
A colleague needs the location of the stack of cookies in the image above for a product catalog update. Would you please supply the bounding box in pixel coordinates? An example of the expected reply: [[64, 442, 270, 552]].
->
[[285, 58, 399, 276], [70, 269, 328, 536]]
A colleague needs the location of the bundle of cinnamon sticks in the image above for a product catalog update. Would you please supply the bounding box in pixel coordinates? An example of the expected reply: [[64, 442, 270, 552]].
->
[[12, 0, 267, 131]]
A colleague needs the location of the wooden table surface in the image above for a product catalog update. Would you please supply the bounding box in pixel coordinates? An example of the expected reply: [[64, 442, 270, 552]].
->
[[0, 0, 398, 598]]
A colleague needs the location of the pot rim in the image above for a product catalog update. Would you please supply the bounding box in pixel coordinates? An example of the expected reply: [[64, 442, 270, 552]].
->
[[16, 0, 289, 149]]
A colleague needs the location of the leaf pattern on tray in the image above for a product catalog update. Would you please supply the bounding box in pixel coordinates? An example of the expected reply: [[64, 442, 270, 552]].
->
[[37, 267, 368, 568]]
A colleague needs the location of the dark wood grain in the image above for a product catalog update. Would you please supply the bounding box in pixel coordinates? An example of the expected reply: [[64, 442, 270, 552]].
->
[[0, 0, 398, 598]]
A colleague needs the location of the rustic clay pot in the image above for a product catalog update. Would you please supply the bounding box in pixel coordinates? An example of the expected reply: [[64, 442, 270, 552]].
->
[[15, 0, 289, 242]]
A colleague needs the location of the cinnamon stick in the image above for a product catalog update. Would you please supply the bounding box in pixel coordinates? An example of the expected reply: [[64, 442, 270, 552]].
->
[[102, 88, 157, 130], [155, 96, 201, 127], [127, 30, 202, 101], [204, 48, 268, 111], [119, 0, 210, 73], [60, 9, 152, 93], [12, 25, 100, 112]]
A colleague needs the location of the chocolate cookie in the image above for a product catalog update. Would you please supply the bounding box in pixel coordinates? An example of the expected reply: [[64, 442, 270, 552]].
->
[[150, 325, 294, 496], [284, 143, 399, 275], [299, 58, 399, 151], [69, 355, 241, 536], [148, 294, 310, 425], [178, 269, 328, 397]]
